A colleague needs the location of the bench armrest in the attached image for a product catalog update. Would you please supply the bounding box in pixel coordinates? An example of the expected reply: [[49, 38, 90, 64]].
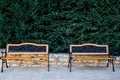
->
[[1, 51, 6, 57]]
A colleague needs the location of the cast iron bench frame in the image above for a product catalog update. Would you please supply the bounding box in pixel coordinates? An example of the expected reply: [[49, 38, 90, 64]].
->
[[68, 43, 115, 72], [1, 43, 49, 72]]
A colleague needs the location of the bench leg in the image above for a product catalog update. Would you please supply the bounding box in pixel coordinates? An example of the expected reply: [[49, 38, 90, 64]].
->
[[68, 57, 70, 68], [5, 60, 8, 68], [70, 58, 72, 72], [48, 54, 50, 72], [111, 59, 115, 72], [106, 60, 109, 67], [68, 53, 71, 68], [48, 60, 50, 71], [48, 63, 49, 71], [107, 59, 115, 72], [1, 59, 4, 73]]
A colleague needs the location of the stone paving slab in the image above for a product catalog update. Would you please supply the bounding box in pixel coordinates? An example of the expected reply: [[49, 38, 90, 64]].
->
[[0, 66, 120, 80]]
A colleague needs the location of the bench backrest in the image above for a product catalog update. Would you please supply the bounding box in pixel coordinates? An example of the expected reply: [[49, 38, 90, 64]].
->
[[6, 43, 48, 55], [70, 43, 109, 55]]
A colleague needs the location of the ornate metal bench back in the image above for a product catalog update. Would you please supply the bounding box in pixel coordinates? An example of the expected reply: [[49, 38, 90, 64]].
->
[[70, 44, 109, 55], [6, 43, 48, 54]]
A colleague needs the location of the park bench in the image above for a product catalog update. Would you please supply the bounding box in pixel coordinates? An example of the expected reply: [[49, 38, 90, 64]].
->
[[1, 43, 49, 72], [68, 43, 115, 72]]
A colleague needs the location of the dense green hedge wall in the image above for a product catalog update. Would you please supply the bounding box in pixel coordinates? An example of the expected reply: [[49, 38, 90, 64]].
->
[[0, 0, 120, 55]]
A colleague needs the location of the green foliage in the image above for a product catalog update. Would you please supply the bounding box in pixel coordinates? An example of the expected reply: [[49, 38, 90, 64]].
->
[[0, 0, 120, 55]]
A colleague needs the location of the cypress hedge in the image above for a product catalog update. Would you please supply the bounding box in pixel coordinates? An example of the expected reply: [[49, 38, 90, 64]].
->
[[0, 0, 120, 55]]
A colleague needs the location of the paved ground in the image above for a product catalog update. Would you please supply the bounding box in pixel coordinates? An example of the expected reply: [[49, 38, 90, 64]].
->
[[0, 66, 120, 80]]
